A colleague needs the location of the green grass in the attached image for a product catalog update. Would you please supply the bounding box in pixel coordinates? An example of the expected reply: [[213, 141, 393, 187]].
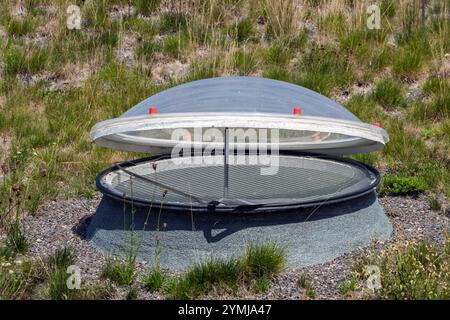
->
[[338, 278, 358, 295], [45, 247, 76, 300], [142, 267, 166, 292], [297, 274, 316, 298], [7, 18, 35, 36], [372, 78, 405, 109], [46, 247, 75, 270], [0, 259, 35, 300], [379, 175, 428, 196], [1, 221, 28, 258], [166, 243, 286, 299], [229, 18, 256, 43], [135, 0, 162, 16], [426, 195, 442, 211], [296, 44, 354, 96], [231, 50, 258, 75], [380, 0, 397, 18], [125, 287, 138, 300], [167, 258, 242, 299], [265, 41, 291, 65], [100, 258, 135, 286], [242, 242, 286, 280]]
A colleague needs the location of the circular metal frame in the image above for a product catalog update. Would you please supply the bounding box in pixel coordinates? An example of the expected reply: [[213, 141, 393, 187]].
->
[[96, 152, 381, 213]]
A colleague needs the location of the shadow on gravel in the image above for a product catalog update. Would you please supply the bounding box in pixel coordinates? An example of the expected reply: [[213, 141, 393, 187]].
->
[[80, 192, 377, 243]]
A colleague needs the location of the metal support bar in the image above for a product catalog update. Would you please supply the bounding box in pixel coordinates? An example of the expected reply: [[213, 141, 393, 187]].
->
[[115, 163, 208, 205], [223, 127, 229, 199]]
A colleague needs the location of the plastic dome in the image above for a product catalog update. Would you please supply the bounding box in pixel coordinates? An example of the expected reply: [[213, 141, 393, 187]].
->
[[90, 76, 389, 155]]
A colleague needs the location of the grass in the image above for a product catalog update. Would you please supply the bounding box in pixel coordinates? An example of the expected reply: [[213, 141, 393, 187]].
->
[[228, 18, 256, 43], [0, 258, 35, 300], [0, 246, 114, 300], [167, 258, 243, 299], [242, 242, 286, 280], [2, 221, 28, 257], [135, 0, 162, 16], [338, 277, 358, 295], [0, 0, 449, 300], [44, 247, 115, 300], [427, 195, 442, 211], [100, 257, 135, 286], [297, 274, 316, 298], [372, 78, 406, 109], [379, 175, 428, 196], [7, 18, 35, 36], [166, 243, 286, 299], [352, 238, 449, 299], [125, 287, 138, 300], [46, 246, 75, 268], [142, 267, 166, 292]]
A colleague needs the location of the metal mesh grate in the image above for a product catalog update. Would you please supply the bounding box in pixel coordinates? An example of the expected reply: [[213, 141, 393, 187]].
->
[[99, 154, 378, 210]]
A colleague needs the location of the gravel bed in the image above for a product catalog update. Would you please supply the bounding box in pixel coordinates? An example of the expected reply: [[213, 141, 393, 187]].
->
[[86, 193, 391, 271], [23, 193, 449, 300]]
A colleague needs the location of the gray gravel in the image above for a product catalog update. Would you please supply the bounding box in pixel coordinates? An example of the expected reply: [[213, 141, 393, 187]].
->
[[23, 193, 448, 299]]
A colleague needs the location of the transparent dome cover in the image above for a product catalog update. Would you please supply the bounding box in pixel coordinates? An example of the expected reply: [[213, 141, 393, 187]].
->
[[90, 77, 388, 155]]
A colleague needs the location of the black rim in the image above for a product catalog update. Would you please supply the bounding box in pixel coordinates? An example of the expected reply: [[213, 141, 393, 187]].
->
[[95, 151, 381, 213]]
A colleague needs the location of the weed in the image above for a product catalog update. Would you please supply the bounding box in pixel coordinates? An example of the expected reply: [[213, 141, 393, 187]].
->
[[379, 175, 427, 196], [159, 12, 188, 33], [136, 40, 162, 62]]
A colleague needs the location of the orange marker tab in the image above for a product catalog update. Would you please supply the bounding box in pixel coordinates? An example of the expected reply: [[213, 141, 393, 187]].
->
[[149, 107, 157, 115], [293, 107, 301, 116]]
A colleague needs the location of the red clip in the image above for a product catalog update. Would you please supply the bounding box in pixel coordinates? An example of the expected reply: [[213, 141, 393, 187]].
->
[[313, 135, 321, 142], [373, 122, 381, 127], [293, 107, 301, 116], [183, 135, 192, 141], [149, 107, 157, 115]]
